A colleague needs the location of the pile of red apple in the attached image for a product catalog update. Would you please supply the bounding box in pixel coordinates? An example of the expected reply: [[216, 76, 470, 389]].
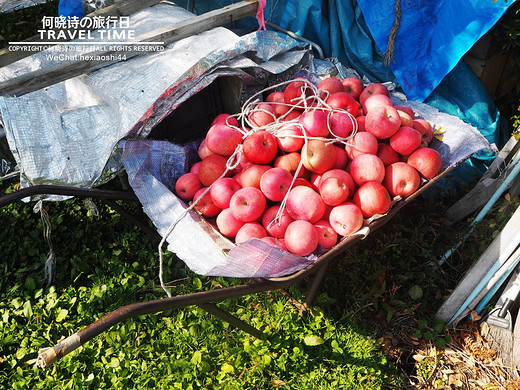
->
[[174, 76, 442, 257]]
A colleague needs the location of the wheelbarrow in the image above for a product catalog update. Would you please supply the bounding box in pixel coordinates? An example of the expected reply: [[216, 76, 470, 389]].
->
[[0, 0, 495, 368], [0, 87, 494, 367]]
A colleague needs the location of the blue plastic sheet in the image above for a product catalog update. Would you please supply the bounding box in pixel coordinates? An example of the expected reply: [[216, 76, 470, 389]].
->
[[356, 0, 512, 102], [58, 0, 84, 18]]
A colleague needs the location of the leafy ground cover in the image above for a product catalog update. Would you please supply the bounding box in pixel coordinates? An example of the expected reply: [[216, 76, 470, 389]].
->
[[0, 180, 405, 389], [1, 174, 519, 389]]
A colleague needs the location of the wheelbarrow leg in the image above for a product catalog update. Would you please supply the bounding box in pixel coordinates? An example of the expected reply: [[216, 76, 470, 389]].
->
[[198, 302, 263, 339], [303, 257, 331, 308], [278, 258, 331, 315]]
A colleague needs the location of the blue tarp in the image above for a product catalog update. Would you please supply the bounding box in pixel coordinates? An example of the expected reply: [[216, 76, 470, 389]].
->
[[356, 0, 511, 103], [58, 0, 84, 18]]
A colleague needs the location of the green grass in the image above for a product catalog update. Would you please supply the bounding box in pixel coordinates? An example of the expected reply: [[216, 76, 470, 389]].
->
[[0, 180, 406, 389], [1, 169, 518, 389]]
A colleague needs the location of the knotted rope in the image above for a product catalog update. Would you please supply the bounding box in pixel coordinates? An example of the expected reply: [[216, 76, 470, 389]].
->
[[384, 0, 401, 66]]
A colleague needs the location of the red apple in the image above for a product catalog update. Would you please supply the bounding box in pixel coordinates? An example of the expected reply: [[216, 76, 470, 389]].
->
[[216, 207, 245, 237], [235, 164, 271, 189], [389, 126, 422, 156], [193, 187, 221, 217], [341, 77, 364, 100], [209, 177, 241, 209], [359, 83, 389, 105], [266, 91, 285, 103], [301, 139, 337, 174], [283, 110, 301, 121], [349, 154, 386, 186], [413, 119, 434, 145], [190, 161, 202, 175], [260, 236, 288, 251], [243, 130, 278, 164], [198, 138, 214, 159], [329, 111, 356, 139], [284, 220, 319, 256], [325, 92, 358, 116], [332, 145, 349, 169], [394, 107, 414, 128], [407, 147, 442, 179], [276, 123, 304, 152], [260, 167, 294, 202], [383, 162, 421, 198], [345, 131, 378, 159], [229, 187, 267, 222], [318, 77, 345, 99], [309, 172, 322, 191], [274, 152, 307, 178], [353, 182, 391, 218], [284, 79, 315, 109], [393, 105, 414, 119], [266, 91, 290, 118], [211, 113, 239, 127], [261, 205, 294, 238], [356, 116, 366, 132], [198, 154, 230, 187], [286, 186, 326, 223], [299, 109, 329, 137], [319, 169, 354, 206], [314, 220, 338, 249], [365, 105, 402, 139], [175, 172, 203, 201], [362, 94, 393, 114], [293, 177, 313, 188], [206, 123, 242, 157], [248, 102, 277, 128], [324, 168, 355, 195], [328, 202, 364, 236], [235, 222, 267, 244], [377, 143, 400, 166], [356, 104, 364, 117]]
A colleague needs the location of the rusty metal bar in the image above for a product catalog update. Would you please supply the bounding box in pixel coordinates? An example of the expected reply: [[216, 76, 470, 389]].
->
[[303, 256, 332, 309], [0, 184, 138, 207], [36, 276, 298, 367], [198, 302, 264, 339]]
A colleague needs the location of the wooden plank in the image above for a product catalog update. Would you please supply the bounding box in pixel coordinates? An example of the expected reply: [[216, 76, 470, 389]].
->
[[446, 135, 520, 223], [0, 0, 163, 68], [436, 205, 520, 325], [0, 0, 258, 97]]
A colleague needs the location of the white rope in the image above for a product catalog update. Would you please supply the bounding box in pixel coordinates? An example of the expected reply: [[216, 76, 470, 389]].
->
[[33, 200, 56, 288], [157, 145, 244, 297]]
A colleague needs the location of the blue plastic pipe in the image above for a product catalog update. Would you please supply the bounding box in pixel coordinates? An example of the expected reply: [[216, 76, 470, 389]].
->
[[444, 151, 520, 326], [447, 233, 520, 325], [438, 149, 520, 267]]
